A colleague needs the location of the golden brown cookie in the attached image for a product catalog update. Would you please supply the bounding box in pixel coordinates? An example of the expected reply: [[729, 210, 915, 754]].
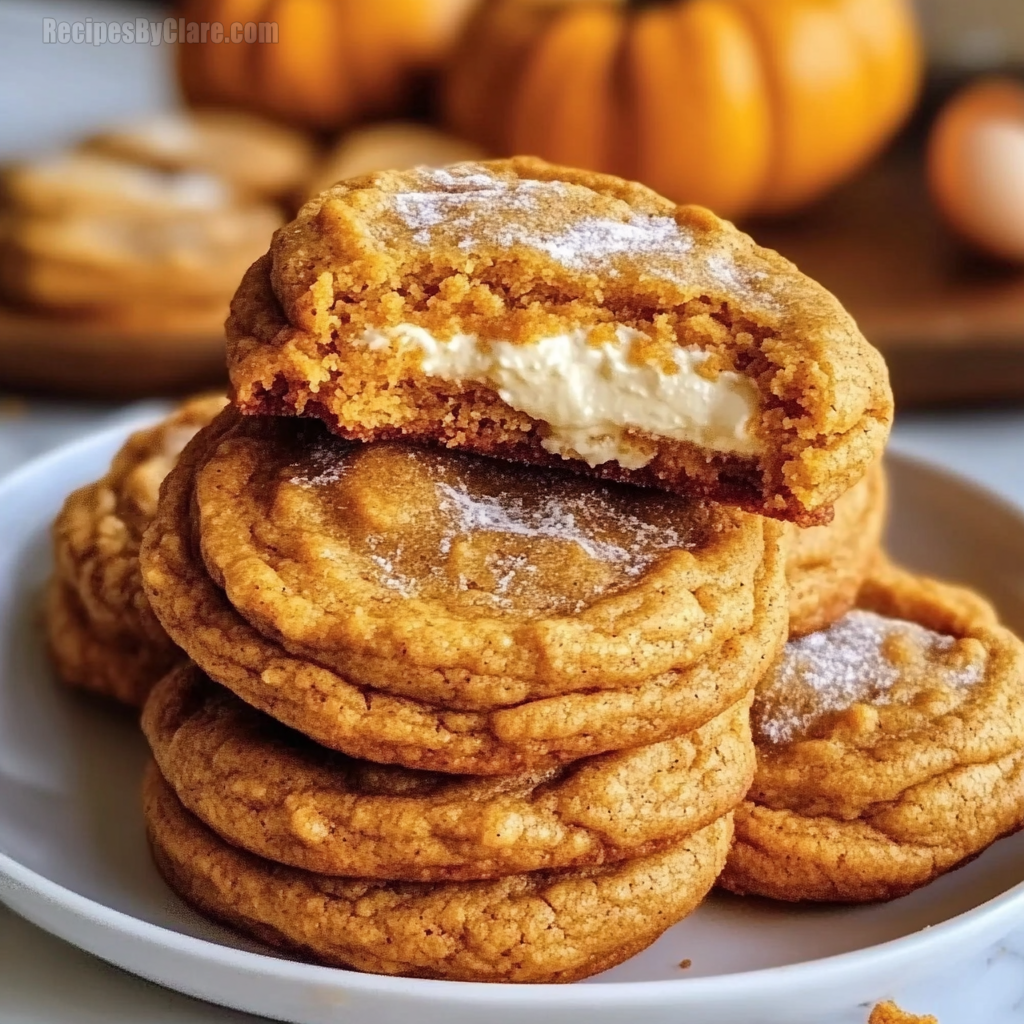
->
[[143, 662, 754, 881], [82, 111, 316, 203], [192, 410, 771, 706], [144, 761, 732, 983], [1, 152, 243, 218], [787, 461, 888, 637], [226, 158, 893, 525], [721, 560, 1024, 903], [48, 395, 226, 707], [0, 200, 281, 311], [141, 410, 788, 774]]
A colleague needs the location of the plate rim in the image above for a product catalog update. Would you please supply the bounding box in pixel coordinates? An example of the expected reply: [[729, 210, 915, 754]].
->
[[2, 419, 1024, 1007]]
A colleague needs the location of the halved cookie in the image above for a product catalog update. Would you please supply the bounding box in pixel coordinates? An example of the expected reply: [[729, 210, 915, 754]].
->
[[227, 158, 892, 524]]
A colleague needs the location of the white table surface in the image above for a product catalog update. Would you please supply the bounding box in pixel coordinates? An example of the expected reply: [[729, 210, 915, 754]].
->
[[2, 2, 1024, 1021]]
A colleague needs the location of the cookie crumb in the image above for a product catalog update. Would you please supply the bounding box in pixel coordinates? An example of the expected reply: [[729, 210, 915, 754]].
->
[[678, 958, 692, 969], [869, 1000, 938, 1024]]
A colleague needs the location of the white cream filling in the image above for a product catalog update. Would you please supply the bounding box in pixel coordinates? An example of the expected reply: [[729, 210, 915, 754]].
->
[[360, 324, 762, 469]]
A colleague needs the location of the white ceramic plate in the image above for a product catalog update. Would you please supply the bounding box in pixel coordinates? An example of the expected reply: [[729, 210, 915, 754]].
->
[[2, 418, 1024, 1024]]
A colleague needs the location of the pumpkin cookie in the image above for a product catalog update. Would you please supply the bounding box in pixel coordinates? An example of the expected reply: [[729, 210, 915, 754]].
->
[[48, 394, 226, 707], [143, 662, 754, 881], [787, 461, 887, 637], [0, 199, 281, 312], [82, 111, 316, 203], [226, 158, 893, 525], [1, 152, 243, 219], [141, 411, 787, 774], [721, 561, 1024, 903], [192, 410, 771, 705], [144, 761, 732, 983]]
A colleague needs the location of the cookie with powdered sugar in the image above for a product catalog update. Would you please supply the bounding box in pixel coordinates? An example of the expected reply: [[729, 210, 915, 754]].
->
[[140, 408, 787, 775], [721, 559, 1024, 903], [227, 157, 892, 525]]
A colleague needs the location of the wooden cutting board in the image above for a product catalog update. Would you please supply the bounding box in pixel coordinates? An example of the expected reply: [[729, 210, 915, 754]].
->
[[0, 302, 227, 398], [755, 153, 1024, 407]]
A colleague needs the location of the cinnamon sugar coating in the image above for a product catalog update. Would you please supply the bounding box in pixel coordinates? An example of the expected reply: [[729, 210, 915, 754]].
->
[[48, 394, 226, 706], [140, 410, 788, 774], [722, 560, 1024, 902], [226, 158, 892, 525], [143, 663, 753, 881], [786, 461, 888, 637], [144, 761, 732, 984]]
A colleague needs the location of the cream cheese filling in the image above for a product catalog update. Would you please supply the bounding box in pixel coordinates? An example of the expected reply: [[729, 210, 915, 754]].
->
[[360, 323, 762, 469]]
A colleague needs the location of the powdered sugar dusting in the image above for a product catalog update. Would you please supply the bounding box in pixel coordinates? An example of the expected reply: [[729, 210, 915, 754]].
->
[[285, 432, 707, 615], [289, 438, 348, 488], [754, 610, 986, 746], [435, 480, 688, 574], [492, 210, 693, 269], [386, 166, 699, 278]]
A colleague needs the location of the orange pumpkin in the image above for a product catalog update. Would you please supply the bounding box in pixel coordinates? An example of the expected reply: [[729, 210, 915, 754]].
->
[[443, 0, 921, 219], [177, 0, 478, 131]]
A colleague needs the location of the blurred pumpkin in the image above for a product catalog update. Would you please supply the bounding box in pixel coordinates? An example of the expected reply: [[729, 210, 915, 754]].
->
[[177, 0, 478, 131], [443, 0, 922, 219]]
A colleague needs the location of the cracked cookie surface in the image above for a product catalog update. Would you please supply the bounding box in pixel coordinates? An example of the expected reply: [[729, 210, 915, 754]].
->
[[140, 410, 787, 774], [48, 394, 226, 706], [143, 662, 754, 880], [145, 761, 732, 983], [722, 560, 1024, 902]]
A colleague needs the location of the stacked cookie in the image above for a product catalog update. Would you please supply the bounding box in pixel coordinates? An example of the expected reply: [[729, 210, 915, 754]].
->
[[48, 394, 226, 707], [0, 112, 313, 327], [135, 407, 785, 982], [45, 158, 1024, 982], [129, 159, 891, 980]]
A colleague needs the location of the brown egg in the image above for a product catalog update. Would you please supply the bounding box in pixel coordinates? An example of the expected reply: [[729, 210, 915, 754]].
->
[[929, 77, 1024, 262]]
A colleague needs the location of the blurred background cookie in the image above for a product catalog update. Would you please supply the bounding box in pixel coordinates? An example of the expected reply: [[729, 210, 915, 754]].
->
[[0, 113, 301, 397], [303, 122, 483, 199], [82, 110, 317, 205]]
